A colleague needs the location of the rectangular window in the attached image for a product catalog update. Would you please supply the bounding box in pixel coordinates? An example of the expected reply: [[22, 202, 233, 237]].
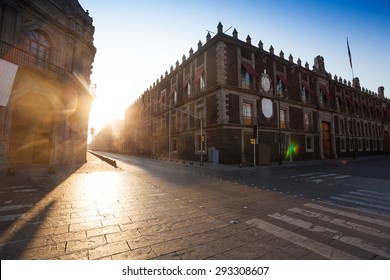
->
[[339, 119, 345, 135], [171, 115, 177, 132], [340, 138, 346, 152], [280, 109, 287, 129], [171, 138, 178, 153], [243, 102, 252, 125], [365, 139, 370, 151], [305, 135, 314, 152], [304, 113, 311, 132]]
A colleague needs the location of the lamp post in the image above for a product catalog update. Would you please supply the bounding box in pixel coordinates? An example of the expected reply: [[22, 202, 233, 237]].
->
[[350, 115, 358, 160], [277, 81, 283, 165]]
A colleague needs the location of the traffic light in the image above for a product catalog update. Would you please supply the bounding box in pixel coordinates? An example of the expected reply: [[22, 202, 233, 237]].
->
[[250, 138, 254, 145], [201, 135, 205, 142], [253, 125, 258, 139]]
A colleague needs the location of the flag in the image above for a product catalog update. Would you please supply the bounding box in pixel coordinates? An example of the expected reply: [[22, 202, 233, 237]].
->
[[347, 37, 352, 69], [0, 58, 18, 106]]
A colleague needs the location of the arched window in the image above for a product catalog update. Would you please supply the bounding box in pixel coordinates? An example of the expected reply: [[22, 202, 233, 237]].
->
[[25, 30, 50, 62]]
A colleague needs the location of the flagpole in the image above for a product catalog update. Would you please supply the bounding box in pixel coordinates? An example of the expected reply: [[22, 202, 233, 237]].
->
[[347, 37, 354, 79]]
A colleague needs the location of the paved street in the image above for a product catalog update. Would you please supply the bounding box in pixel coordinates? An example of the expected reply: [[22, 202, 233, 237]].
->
[[0, 152, 389, 260]]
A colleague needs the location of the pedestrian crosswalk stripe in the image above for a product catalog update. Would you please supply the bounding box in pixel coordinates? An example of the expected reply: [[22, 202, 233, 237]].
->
[[330, 196, 390, 212], [356, 189, 390, 199], [304, 202, 390, 227], [0, 214, 24, 222], [246, 218, 359, 260], [288, 207, 390, 239], [349, 191, 390, 201], [339, 193, 390, 204], [268, 212, 390, 259]]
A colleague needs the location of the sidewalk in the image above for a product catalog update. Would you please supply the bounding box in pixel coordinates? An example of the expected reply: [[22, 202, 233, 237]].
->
[[99, 151, 390, 172]]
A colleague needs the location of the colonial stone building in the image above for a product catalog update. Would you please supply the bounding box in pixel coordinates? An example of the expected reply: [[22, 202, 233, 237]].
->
[[124, 22, 390, 165], [0, 0, 96, 169]]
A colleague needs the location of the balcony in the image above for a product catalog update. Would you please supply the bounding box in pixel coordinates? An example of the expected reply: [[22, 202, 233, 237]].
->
[[0, 40, 75, 84]]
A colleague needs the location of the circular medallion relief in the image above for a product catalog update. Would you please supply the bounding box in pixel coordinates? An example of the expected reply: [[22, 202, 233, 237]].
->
[[262, 98, 273, 119]]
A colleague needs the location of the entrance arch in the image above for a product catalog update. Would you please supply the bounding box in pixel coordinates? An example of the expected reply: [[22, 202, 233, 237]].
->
[[8, 93, 54, 165]]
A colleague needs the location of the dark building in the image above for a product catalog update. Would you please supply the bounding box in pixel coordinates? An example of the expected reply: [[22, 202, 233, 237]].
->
[[0, 0, 96, 170], [124, 22, 390, 165]]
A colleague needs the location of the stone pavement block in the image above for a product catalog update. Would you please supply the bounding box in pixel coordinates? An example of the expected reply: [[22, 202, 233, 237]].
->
[[18, 242, 66, 259], [105, 229, 141, 243], [33, 224, 69, 237], [50, 231, 87, 243], [256, 249, 294, 260], [87, 225, 121, 238], [182, 225, 232, 246], [112, 246, 157, 260], [150, 238, 191, 256], [66, 235, 106, 253], [209, 241, 276, 260], [101, 216, 132, 227], [280, 243, 315, 259], [127, 235, 164, 250], [119, 221, 150, 232], [88, 240, 130, 260], [86, 214, 115, 222], [69, 220, 102, 232], [70, 209, 99, 218], [49, 250, 89, 260], [177, 235, 245, 260], [137, 223, 172, 236]]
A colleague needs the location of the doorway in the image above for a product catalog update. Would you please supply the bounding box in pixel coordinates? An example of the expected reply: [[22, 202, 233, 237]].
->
[[9, 93, 53, 165]]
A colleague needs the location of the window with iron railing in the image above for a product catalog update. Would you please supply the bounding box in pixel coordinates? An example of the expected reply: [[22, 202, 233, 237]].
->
[[25, 30, 50, 66]]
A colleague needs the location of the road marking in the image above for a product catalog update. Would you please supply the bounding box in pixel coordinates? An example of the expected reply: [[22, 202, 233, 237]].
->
[[246, 218, 359, 259], [288, 207, 390, 239], [330, 196, 390, 212], [0, 204, 33, 212], [269, 212, 390, 259], [340, 193, 390, 204], [0, 214, 24, 222], [334, 175, 350, 179], [304, 202, 390, 227]]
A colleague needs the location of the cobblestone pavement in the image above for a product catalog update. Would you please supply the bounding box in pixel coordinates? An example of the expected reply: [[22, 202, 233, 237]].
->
[[0, 153, 389, 260]]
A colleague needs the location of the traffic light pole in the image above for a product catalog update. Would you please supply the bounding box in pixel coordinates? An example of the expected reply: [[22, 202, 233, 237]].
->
[[253, 137, 256, 167]]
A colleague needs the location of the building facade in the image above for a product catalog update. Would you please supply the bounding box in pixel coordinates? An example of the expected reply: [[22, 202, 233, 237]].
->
[[0, 0, 96, 168], [125, 22, 390, 165]]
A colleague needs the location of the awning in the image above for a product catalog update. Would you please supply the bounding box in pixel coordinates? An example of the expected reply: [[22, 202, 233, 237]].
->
[[193, 68, 204, 83], [319, 84, 332, 100], [159, 91, 166, 102], [242, 62, 257, 76], [0, 58, 18, 106], [277, 74, 290, 87], [168, 87, 176, 97], [181, 77, 190, 91], [302, 82, 315, 96], [336, 95, 346, 104]]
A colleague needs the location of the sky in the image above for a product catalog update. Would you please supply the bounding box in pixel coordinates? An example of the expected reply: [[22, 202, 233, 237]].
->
[[78, 0, 390, 136]]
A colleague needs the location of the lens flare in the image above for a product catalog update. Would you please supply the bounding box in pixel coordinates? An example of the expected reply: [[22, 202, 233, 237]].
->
[[286, 143, 299, 159]]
